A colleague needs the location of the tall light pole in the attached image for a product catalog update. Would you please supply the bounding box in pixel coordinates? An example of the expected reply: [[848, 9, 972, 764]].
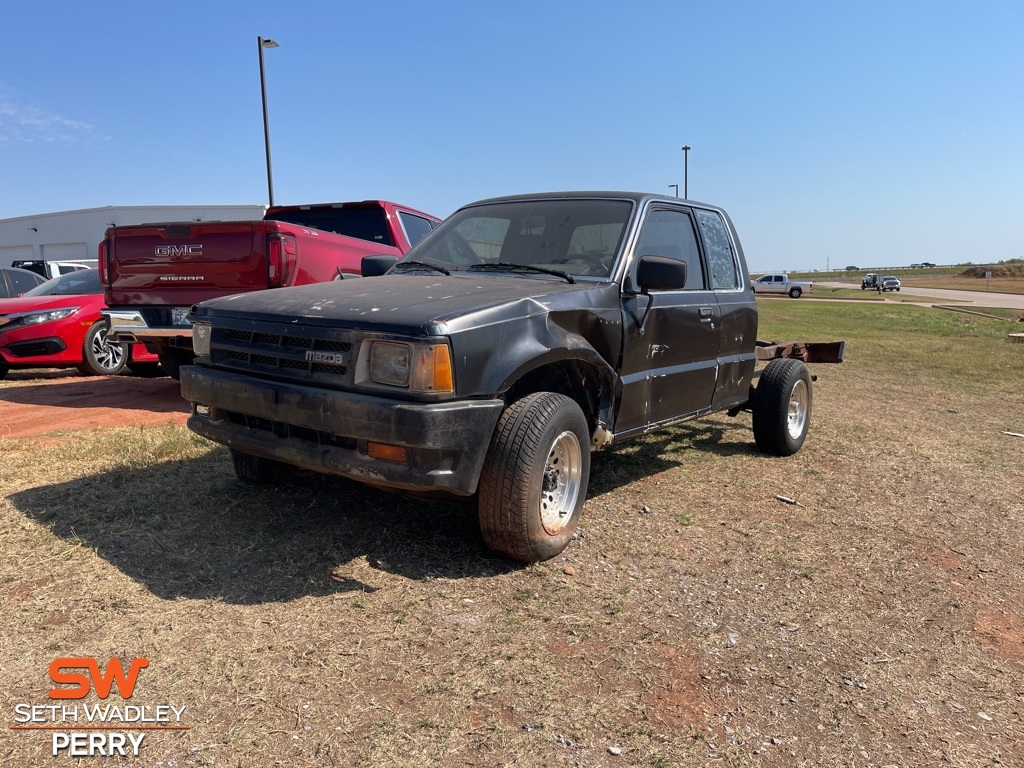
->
[[258, 36, 279, 207], [668, 184, 679, 198], [681, 146, 691, 199]]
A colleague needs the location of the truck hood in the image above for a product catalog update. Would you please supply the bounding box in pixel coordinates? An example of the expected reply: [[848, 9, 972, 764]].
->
[[194, 274, 612, 335]]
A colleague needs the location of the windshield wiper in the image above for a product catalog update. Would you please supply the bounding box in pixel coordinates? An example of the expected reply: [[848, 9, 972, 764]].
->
[[393, 260, 451, 276], [467, 262, 575, 284]]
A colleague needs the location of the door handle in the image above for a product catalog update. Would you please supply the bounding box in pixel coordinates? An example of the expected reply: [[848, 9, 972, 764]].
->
[[699, 307, 714, 321]]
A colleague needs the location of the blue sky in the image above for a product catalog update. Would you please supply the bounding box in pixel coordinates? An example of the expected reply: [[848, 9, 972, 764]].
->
[[1, 0, 1021, 272]]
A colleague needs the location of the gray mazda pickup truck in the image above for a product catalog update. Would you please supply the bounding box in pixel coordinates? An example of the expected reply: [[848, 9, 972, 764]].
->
[[182, 192, 842, 562]]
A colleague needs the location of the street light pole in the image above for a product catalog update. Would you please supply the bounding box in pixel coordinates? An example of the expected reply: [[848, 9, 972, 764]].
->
[[681, 146, 691, 199], [668, 184, 679, 198], [258, 36, 279, 207]]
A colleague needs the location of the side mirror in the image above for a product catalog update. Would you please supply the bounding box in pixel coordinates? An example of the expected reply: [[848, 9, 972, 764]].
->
[[361, 254, 400, 277], [636, 254, 687, 292]]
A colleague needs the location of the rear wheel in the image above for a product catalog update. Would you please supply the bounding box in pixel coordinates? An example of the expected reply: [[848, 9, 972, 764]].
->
[[77, 322, 127, 376], [789, 287, 802, 298], [753, 358, 812, 456], [478, 392, 590, 562], [156, 347, 194, 381]]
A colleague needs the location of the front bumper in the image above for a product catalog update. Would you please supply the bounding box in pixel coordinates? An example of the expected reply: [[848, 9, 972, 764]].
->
[[102, 309, 193, 343], [181, 365, 505, 496]]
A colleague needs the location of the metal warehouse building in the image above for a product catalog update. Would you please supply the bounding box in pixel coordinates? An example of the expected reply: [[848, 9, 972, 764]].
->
[[0, 205, 267, 267]]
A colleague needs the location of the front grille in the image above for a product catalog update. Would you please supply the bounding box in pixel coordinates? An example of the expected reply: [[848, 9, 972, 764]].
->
[[209, 322, 358, 386], [225, 409, 357, 450]]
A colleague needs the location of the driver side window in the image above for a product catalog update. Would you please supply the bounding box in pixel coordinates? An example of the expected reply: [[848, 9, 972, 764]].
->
[[632, 209, 706, 290]]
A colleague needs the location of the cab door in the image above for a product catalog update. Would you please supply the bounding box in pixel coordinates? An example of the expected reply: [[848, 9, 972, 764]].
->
[[616, 206, 720, 434]]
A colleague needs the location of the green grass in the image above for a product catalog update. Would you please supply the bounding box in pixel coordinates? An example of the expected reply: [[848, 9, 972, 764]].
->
[[757, 299, 1023, 394]]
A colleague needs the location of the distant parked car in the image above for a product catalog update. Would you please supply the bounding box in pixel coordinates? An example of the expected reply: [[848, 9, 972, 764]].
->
[[881, 275, 901, 292], [844, 265, 859, 271], [0, 269, 159, 379], [0, 266, 46, 298], [11, 259, 96, 279]]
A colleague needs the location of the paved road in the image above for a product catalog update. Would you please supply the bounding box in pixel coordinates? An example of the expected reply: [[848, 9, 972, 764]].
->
[[820, 282, 1024, 310]]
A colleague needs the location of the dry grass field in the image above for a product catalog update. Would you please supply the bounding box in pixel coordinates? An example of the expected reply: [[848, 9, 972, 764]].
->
[[2, 301, 1022, 767]]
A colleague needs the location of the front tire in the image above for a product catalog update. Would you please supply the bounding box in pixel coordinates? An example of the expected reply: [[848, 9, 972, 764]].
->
[[156, 347, 194, 381], [77, 322, 127, 376], [753, 358, 812, 456], [478, 393, 591, 562], [789, 287, 802, 298]]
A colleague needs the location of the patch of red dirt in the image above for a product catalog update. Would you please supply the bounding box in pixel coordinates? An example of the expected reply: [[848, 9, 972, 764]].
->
[[0, 370, 189, 438], [975, 604, 1024, 664]]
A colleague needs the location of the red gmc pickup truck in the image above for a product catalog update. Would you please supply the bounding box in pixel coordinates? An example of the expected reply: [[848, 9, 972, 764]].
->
[[101, 200, 441, 378]]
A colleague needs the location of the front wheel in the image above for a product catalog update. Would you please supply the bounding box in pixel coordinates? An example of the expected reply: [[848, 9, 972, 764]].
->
[[156, 347, 194, 381], [789, 287, 802, 298], [77, 322, 127, 376], [478, 393, 591, 562], [752, 358, 812, 456]]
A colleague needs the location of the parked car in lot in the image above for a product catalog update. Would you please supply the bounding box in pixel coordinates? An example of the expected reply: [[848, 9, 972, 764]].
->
[[0, 269, 159, 379], [182, 190, 844, 562], [881, 275, 901, 292], [102, 199, 441, 379], [11, 259, 96, 279], [0, 266, 46, 298]]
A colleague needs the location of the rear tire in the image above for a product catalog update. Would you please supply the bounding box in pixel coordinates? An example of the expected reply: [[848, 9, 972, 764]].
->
[[789, 287, 802, 298], [77, 322, 127, 376], [753, 358, 812, 456], [478, 393, 590, 562], [156, 347, 194, 381]]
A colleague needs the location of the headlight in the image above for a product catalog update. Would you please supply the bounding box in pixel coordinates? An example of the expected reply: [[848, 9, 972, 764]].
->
[[370, 342, 410, 386], [19, 308, 79, 326], [192, 322, 212, 356], [365, 341, 453, 393]]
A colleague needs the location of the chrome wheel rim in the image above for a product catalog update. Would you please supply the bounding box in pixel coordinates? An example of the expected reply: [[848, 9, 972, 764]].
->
[[540, 430, 582, 535], [787, 379, 809, 440], [91, 327, 125, 372]]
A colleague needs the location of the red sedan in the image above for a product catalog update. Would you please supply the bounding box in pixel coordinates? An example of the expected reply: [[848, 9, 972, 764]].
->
[[0, 269, 159, 378]]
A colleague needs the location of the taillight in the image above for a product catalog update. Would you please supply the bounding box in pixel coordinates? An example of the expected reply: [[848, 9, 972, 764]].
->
[[267, 235, 298, 287], [98, 240, 109, 285]]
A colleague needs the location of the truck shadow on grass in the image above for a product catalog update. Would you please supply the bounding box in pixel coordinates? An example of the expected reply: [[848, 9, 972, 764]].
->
[[10, 418, 753, 603], [589, 417, 755, 496], [11, 455, 500, 604]]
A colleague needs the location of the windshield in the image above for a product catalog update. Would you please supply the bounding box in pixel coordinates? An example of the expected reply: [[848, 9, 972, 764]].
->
[[23, 269, 102, 297], [402, 198, 633, 279]]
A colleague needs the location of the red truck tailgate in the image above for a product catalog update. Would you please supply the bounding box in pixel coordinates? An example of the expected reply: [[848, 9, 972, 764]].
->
[[105, 221, 275, 306]]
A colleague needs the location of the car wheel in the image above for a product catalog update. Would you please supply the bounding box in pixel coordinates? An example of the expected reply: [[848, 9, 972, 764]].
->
[[478, 392, 590, 562], [231, 449, 292, 484], [789, 287, 802, 298], [753, 358, 812, 456], [156, 347, 195, 381], [0, 360, 8, 379], [77, 321, 127, 376]]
